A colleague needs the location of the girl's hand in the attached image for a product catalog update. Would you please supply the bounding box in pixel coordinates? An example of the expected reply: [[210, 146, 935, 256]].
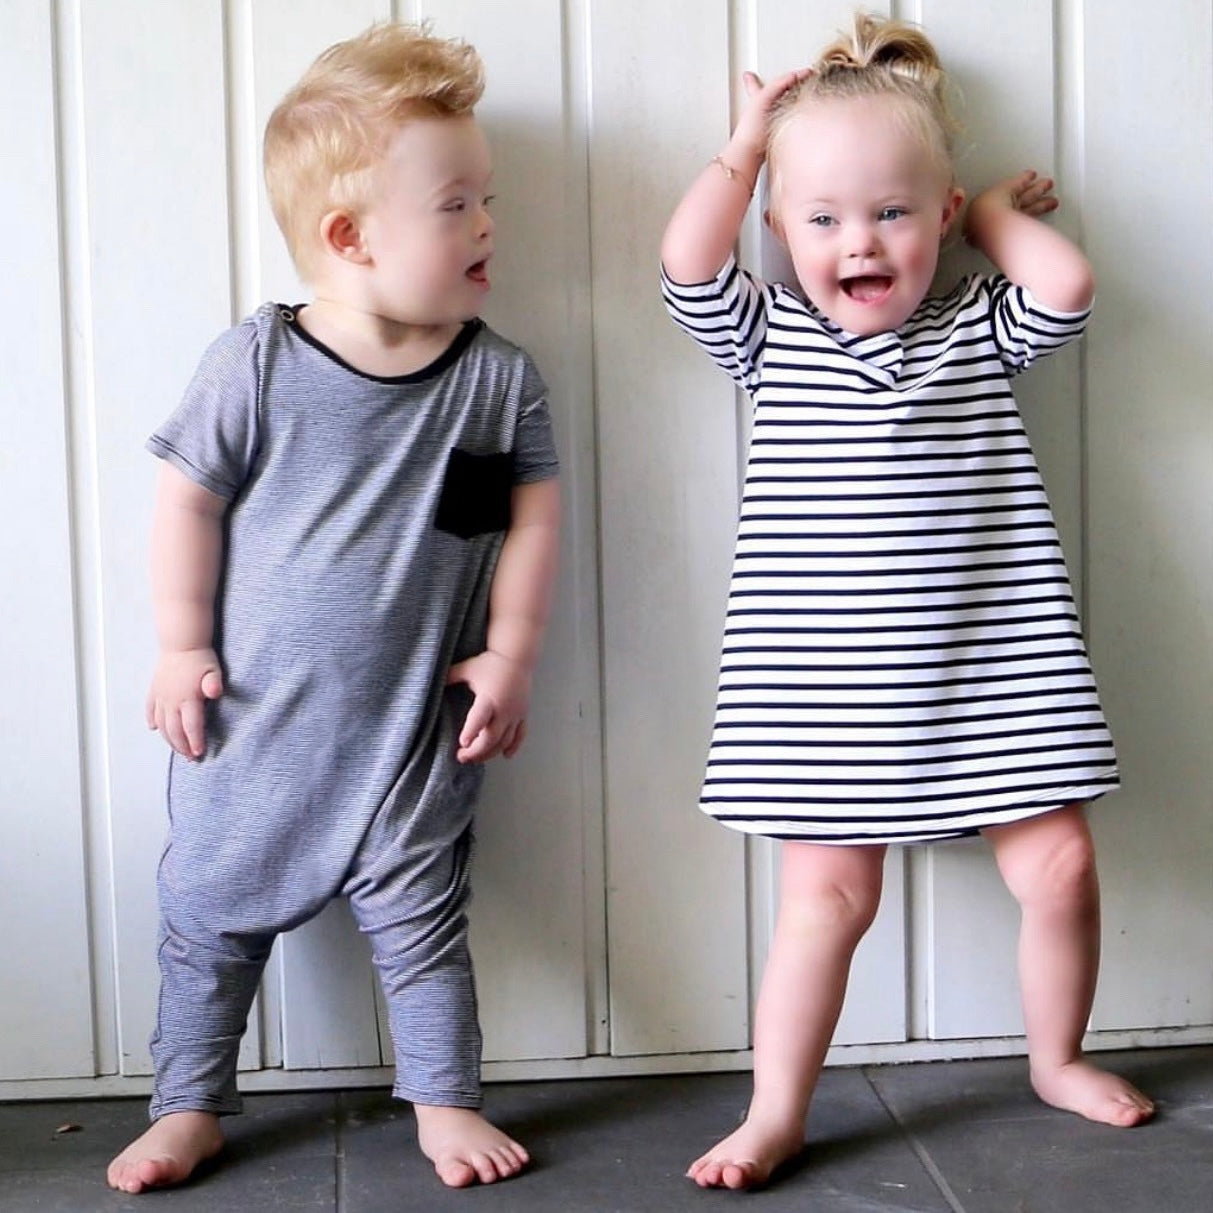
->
[[967, 169, 1060, 229], [146, 648, 224, 759], [728, 68, 812, 164]]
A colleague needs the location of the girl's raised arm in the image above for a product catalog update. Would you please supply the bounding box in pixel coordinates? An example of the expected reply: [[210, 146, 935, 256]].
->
[[964, 170, 1095, 313], [660, 70, 806, 284]]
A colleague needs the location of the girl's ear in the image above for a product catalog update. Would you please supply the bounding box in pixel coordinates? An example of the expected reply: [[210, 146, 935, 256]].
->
[[940, 187, 966, 237], [765, 207, 788, 246], [319, 209, 372, 264]]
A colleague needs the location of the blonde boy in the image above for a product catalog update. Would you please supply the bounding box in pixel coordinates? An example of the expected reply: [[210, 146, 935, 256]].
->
[[109, 22, 559, 1193]]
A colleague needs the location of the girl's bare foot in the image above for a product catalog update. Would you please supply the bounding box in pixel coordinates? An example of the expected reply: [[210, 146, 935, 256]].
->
[[1031, 1059, 1155, 1127], [686, 1116, 805, 1190], [414, 1105, 529, 1187], [106, 1110, 224, 1193]]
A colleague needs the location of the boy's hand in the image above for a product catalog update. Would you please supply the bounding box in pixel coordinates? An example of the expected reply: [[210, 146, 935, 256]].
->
[[146, 648, 224, 760], [446, 650, 532, 764]]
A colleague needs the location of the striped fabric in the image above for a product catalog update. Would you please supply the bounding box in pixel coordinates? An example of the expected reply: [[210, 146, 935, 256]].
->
[[661, 258, 1117, 843]]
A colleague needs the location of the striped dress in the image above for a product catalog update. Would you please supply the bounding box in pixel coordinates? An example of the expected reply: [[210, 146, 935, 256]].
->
[[661, 257, 1118, 844]]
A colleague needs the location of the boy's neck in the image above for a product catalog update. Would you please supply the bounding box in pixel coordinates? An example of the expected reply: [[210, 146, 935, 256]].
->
[[296, 297, 466, 378]]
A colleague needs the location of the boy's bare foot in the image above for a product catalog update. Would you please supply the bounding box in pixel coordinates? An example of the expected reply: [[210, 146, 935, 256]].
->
[[1031, 1059, 1155, 1127], [686, 1117, 805, 1190], [414, 1105, 529, 1187], [106, 1110, 224, 1193]]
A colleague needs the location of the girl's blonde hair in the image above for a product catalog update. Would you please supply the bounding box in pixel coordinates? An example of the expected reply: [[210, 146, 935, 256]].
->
[[264, 22, 484, 280], [768, 13, 959, 188]]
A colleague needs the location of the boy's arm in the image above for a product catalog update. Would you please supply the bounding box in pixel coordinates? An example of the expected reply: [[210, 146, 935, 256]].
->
[[964, 170, 1095, 313], [447, 476, 561, 764], [660, 69, 806, 284], [146, 461, 227, 759]]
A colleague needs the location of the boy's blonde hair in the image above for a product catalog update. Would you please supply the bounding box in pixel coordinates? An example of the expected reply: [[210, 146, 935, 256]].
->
[[264, 22, 484, 280], [768, 13, 959, 191]]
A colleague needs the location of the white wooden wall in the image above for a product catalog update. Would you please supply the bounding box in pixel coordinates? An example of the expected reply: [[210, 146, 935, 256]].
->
[[3, 0, 1211, 1098]]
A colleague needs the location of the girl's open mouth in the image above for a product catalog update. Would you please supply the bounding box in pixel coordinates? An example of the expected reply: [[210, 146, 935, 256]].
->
[[467, 259, 490, 285], [842, 275, 893, 302]]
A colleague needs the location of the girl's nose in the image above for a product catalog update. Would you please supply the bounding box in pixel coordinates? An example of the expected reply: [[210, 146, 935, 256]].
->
[[846, 223, 878, 257]]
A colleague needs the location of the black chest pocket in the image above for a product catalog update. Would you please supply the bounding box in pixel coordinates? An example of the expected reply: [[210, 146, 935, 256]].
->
[[435, 448, 515, 539]]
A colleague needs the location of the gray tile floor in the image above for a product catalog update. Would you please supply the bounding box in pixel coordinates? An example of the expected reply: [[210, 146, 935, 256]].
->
[[3, 1046, 1211, 1212]]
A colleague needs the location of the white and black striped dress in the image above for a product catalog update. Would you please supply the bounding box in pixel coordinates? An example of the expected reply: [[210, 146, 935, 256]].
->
[[661, 257, 1118, 844]]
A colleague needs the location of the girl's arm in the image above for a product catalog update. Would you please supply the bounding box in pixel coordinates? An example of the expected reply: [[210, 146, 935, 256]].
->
[[660, 70, 806, 284], [446, 476, 561, 763], [964, 170, 1095, 312], [146, 461, 228, 759]]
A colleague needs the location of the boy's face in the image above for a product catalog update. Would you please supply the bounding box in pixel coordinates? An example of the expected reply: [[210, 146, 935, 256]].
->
[[767, 96, 963, 336], [358, 114, 494, 326]]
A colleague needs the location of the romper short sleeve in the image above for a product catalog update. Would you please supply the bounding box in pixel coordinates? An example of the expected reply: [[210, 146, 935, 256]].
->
[[146, 315, 263, 501], [985, 275, 1091, 377], [511, 352, 559, 484]]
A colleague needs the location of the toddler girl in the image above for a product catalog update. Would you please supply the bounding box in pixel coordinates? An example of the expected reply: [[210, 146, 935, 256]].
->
[[661, 12, 1153, 1191]]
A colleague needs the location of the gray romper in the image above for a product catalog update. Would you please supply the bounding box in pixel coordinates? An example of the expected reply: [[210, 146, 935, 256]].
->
[[146, 305, 558, 1116]]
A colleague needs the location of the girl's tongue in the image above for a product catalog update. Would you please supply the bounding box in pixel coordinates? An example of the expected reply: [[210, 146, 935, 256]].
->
[[843, 275, 893, 301]]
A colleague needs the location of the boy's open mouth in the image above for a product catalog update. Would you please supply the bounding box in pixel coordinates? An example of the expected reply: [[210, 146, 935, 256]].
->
[[467, 259, 489, 284], [842, 275, 894, 302]]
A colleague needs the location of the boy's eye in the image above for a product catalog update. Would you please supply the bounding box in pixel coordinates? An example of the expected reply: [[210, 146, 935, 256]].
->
[[809, 214, 835, 227], [483, 194, 496, 208], [878, 206, 907, 221], [443, 199, 466, 212]]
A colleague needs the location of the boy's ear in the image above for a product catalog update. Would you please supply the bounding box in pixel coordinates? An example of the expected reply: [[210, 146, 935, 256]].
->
[[941, 187, 966, 236], [319, 209, 372, 264]]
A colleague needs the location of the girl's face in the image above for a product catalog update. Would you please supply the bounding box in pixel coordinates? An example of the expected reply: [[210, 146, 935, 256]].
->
[[767, 95, 964, 336]]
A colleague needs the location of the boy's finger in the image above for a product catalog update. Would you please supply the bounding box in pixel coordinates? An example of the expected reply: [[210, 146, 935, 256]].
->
[[460, 698, 494, 747], [180, 700, 207, 758]]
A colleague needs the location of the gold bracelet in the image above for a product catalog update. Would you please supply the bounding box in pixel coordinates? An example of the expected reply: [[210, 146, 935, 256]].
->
[[711, 154, 755, 194]]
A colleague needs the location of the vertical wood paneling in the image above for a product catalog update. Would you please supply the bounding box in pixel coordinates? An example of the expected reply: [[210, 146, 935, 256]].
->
[[1083, 0, 1213, 1032], [76, 0, 240, 1076], [0, 0, 95, 1080], [592, 0, 750, 1055]]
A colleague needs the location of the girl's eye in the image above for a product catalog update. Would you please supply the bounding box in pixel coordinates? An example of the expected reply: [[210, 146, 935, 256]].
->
[[879, 206, 907, 221], [443, 199, 467, 213], [483, 194, 496, 208], [809, 214, 834, 227]]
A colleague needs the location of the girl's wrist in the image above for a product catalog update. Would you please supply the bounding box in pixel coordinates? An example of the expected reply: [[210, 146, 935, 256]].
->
[[714, 139, 764, 193]]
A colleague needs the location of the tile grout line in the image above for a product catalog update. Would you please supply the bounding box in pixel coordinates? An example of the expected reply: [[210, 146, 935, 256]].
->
[[861, 1067, 969, 1213], [334, 1092, 347, 1212]]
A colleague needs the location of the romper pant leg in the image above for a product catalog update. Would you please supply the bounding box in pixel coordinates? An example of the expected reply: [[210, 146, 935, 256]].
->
[[344, 686, 485, 1108], [148, 896, 275, 1119]]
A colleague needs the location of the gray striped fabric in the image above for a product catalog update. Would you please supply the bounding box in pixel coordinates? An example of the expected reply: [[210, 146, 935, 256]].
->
[[145, 305, 557, 1106]]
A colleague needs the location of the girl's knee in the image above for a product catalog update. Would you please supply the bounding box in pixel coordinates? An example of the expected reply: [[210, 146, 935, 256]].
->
[[996, 812, 1099, 908], [780, 844, 884, 937]]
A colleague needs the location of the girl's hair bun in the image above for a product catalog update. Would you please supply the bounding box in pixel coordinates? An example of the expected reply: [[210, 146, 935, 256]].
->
[[816, 12, 945, 99]]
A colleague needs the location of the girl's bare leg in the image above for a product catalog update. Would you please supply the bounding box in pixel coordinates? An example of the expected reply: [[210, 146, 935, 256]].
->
[[688, 841, 886, 1190], [986, 804, 1154, 1127]]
